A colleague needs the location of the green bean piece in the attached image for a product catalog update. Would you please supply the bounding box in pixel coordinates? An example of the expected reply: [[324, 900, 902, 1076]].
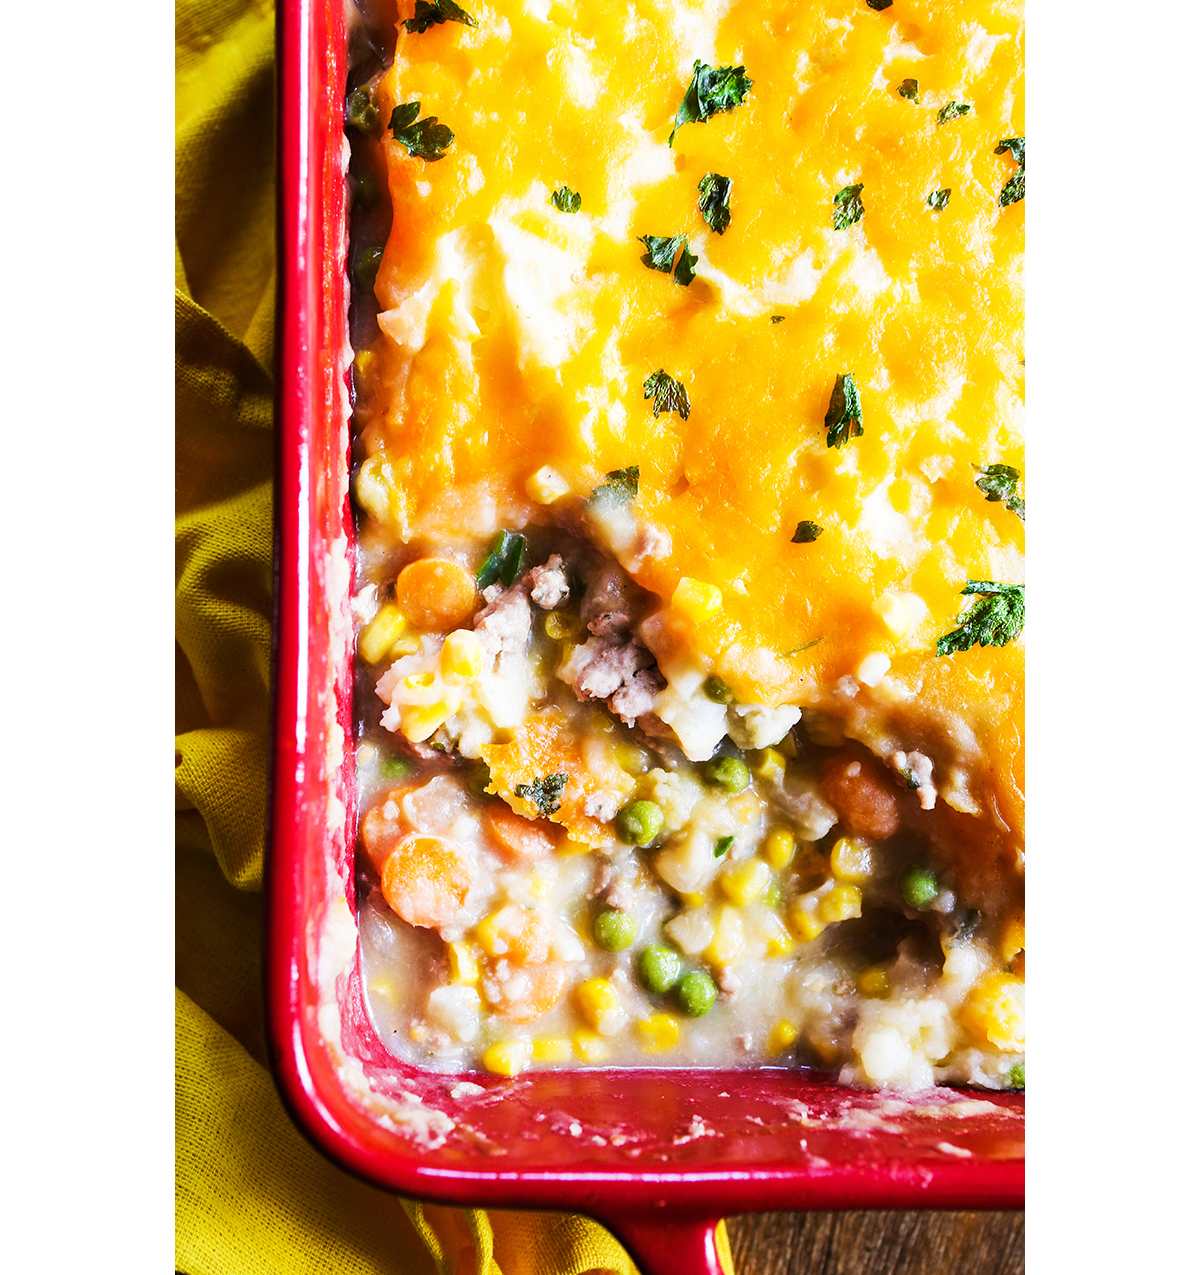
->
[[676, 970, 718, 1018], [593, 908, 636, 952], [1008, 1062, 1025, 1090], [614, 800, 664, 847], [703, 755, 751, 793], [899, 865, 939, 910], [637, 944, 683, 994]]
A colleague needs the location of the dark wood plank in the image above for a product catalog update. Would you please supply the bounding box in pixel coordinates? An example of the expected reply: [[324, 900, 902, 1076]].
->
[[725, 1210, 1024, 1275]]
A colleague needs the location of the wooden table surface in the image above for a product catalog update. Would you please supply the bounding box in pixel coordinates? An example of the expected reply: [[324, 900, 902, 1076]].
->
[[724, 1210, 1024, 1275]]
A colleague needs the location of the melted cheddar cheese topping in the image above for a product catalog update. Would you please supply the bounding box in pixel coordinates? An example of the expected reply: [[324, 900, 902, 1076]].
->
[[357, 0, 1024, 858]]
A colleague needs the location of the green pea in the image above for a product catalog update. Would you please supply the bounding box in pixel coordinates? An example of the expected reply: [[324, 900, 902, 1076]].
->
[[377, 754, 412, 784], [346, 86, 380, 133], [703, 755, 751, 793], [637, 944, 682, 994], [898, 865, 939, 909], [762, 881, 783, 909], [1008, 1062, 1025, 1091], [593, 908, 636, 952], [615, 800, 664, 847], [676, 970, 718, 1018], [703, 674, 733, 704]]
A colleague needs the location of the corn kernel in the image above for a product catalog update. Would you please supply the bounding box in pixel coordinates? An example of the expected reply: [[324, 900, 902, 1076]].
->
[[482, 1039, 531, 1077], [388, 635, 421, 658], [614, 741, 650, 775], [637, 1013, 681, 1054], [439, 629, 483, 681], [1000, 912, 1025, 965], [830, 837, 872, 884], [672, 577, 722, 623], [856, 964, 890, 998], [399, 697, 458, 743], [704, 905, 745, 967], [531, 1036, 573, 1064], [575, 977, 624, 1035], [573, 1029, 610, 1063], [788, 898, 827, 943], [474, 907, 519, 958], [750, 748, 786, 782], [817, 883, 863, 924], [720, 858, 772, 906], [760, 910, 795, 958], [558, 837, 593, 857], [358, 603, 408, 664], [678, 890, 708, 909], [962, 973, 1025, 1050], [543, 610, 582, 641], [353, 348, 374, 377], [526, 465, 570, 505], [367, 977, 397, 1005], [447, 941, 479, 986], [762, 826, 797, 869], [354, 453, 399, 526], [767, 1020, 798, 1056]]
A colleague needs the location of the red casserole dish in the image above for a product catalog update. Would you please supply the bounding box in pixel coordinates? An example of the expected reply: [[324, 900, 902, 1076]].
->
[[265, 2, 1025, 1269]]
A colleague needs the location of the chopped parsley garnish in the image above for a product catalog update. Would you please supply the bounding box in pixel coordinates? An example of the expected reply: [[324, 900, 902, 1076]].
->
[[927, 188, 951, 211], [996, 137, 1026, 207], [698, 173, 732, 234], [824, 373, 863, 448], [937, 100, 972, 124], [972, 463, 1025, 520], [784, 637, 823, 656], [936, 581, 1025, 656], [669, 61, 753, 146], [550, 185, 581, 213], [898, 767, 920, 790], [346, 86, 380, 133], [514, 773, 568, 817], [476, 530, 526, 588], [865, 0, 894, 9], [714, 835, 734, 858], [389, 102, 454, 161], [590, 466, 640, 507], [791, 520, 823, 543], [403, 0, 477, 34], [897, 78, 918, 101], [832, 183, 865, 230], [643, 370, 691, 420], [638, 233, 696, 285], [770, 315, 785, 324]]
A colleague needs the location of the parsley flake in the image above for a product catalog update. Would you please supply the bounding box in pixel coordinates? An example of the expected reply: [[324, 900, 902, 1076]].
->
[[669, 61, 753, 146], [590, 466, 640, 507], [638, 233, 696, 285], [389, 102, 454, 161], [476, 530, 526, 588], [698, 173, 732, 235], [403, 0, 476, 34], [897, 78, 918, 101], [783, 637, 823, 656], [643, 370, 691, 420], [936, 581, 1025, 656], [972, 463, 1025, 521], [865, 0, 893, 9], [832, 183, 865, 230], [714, 835, 734, 858], [770, 315, 785, 324], [550, 186, 581, 213], [996, 137, 1026, 207], [926, 188, 951, 211], [824, 373, 863, 448], [791, 521, 823, 543], [673, 243, 698, 286], [937, 101, 972, 124], [514, 773, 568, 818]]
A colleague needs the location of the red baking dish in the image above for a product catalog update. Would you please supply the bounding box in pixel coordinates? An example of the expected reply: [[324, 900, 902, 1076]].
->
[[265, 2, 1024, 1270]]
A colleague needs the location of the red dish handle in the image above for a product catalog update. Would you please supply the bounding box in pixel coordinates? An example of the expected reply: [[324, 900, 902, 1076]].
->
[[601, 1214, 725, 1275]]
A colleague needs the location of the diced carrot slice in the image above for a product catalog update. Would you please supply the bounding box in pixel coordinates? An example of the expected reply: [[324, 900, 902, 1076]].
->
[[497, 961, 569, 1023], [380, 834, 473, 929], [483, 802, 558, 863], [359, 786, 415, 872], [394, 557, 478, 631]]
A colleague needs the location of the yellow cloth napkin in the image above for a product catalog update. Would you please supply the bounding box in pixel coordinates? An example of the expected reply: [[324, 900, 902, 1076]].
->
[[174, 1, 734, 1270]]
